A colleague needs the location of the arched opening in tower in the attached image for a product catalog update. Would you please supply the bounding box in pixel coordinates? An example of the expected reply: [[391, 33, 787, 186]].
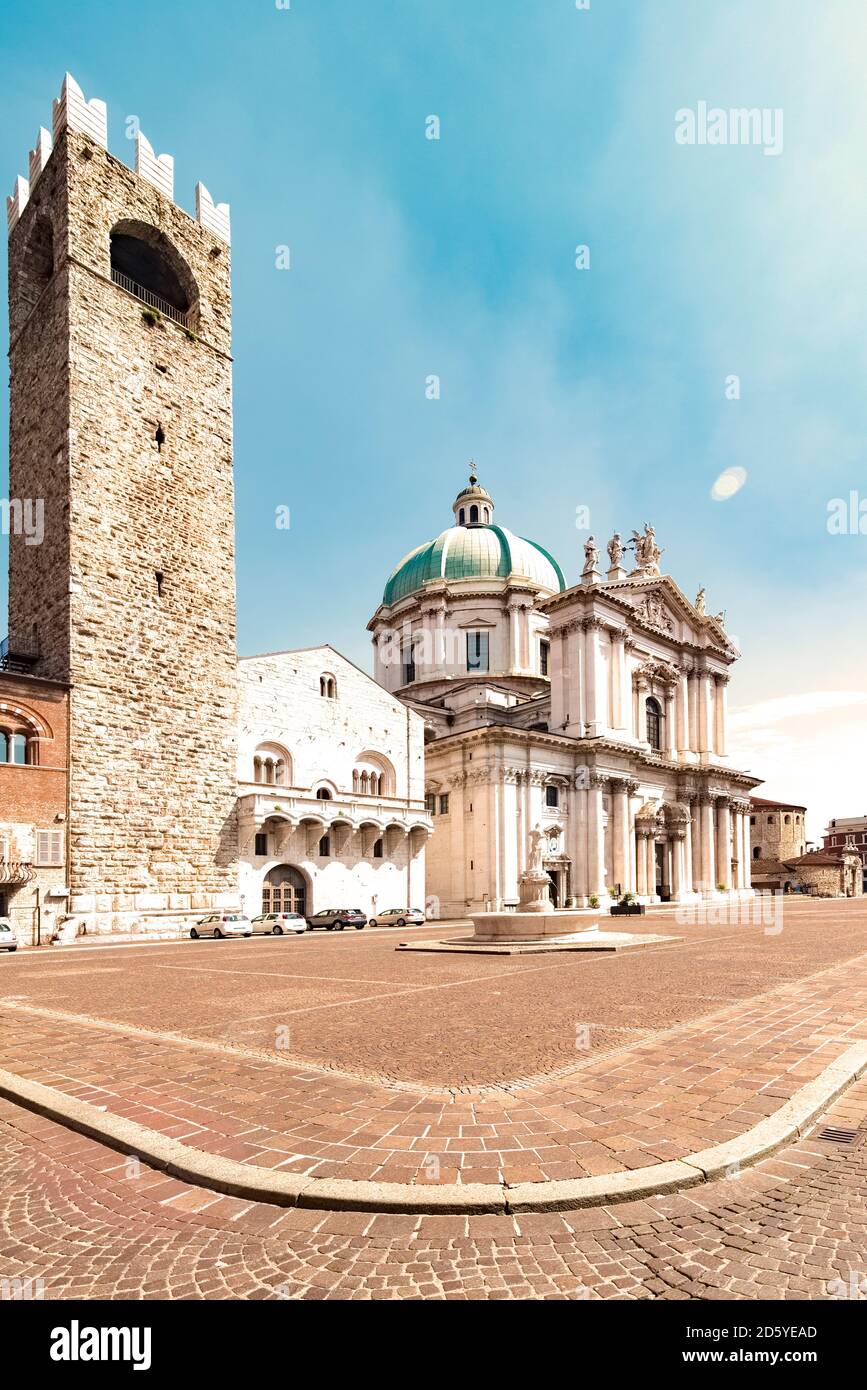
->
[[110, 230, 191, 314]]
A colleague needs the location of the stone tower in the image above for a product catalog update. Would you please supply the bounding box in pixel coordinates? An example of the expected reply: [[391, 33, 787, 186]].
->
[[5, 75, 239, 932]]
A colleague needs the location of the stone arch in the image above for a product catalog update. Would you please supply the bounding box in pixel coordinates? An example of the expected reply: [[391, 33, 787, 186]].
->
[[261, 863, 308, 915], [109, 219, 198, 318], [253, 742, 292, 786], [353, 751, 396, 797]]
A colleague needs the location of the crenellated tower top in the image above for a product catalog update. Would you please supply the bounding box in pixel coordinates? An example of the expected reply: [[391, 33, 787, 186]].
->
[[6, 73, 230, 243]]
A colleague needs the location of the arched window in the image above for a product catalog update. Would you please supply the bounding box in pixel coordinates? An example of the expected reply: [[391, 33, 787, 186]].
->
[[646, 697, 662, 751], [458, 507, 465, 525], [353, 753, 395, 797], [470, 504, 479, 523], [784, 814, 791, 825], [318, 834, 331, 857], [373, 838, 383, 859], [0, 729, 35, 765], [320, 674, 337, 698], [483, 507, 489, 522], [753, 846, 760, 860], [253, 744, 291, 785], [352, 770, 359, 793], [110, 222, 194, 324], [316, 787, 332, 800]]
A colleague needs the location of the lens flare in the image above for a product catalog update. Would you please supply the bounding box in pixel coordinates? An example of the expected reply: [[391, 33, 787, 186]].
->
[[711, 466, 747, 501]]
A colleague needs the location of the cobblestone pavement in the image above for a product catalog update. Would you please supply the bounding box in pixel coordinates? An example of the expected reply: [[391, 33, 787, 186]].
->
[[0, 903, 866, 1186], [1, 1078, 866, 1300]]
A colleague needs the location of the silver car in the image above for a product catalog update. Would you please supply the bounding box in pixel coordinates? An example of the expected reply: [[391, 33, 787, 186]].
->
[[189, 913, 252, 940], [368, 908, 426, 928], [0, 918, 18, 952], [250, 911, 307, 936]]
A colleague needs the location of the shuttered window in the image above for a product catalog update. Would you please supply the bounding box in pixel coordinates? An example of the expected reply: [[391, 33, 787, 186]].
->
[[35, 831, 63, 866]]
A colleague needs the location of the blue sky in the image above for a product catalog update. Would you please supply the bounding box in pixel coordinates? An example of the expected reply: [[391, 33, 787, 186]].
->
[[1, 1, 866, 836]]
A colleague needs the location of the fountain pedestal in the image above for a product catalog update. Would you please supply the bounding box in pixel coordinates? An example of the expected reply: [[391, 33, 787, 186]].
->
[[469, 871, 598, 942]]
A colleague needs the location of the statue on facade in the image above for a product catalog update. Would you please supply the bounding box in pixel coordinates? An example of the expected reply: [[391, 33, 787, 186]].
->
[[630, 523, 664, 576], [582, 535, 599, 575], [695, 586, 706, 615], [607, 533, 624, 568]]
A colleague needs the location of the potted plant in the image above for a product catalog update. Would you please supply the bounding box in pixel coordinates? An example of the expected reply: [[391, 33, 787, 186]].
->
[[588, 894, 600, 909], [610, 890, 645, 917]]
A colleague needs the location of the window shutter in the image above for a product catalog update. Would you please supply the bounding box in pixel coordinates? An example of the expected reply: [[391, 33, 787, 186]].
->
[[36, 831, 63, 866]]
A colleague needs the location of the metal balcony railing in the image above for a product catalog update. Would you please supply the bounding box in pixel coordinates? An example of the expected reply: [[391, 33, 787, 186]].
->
[[110, 268, 191, 328], [0, 861, 36, 886], [0, 635, 39, 672]]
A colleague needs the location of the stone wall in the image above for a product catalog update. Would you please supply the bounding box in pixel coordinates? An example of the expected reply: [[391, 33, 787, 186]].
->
[[7, 128, 239, 934]]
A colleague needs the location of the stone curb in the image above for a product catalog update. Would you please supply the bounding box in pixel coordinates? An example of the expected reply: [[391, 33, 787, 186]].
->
[[1, 1039, 865, 1215]]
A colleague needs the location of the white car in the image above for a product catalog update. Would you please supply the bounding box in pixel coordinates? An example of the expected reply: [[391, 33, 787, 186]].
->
[[368, 908, 426, 928], [250, 912, 307, 936], [189, 913, 252, 940], [0, 918, 18, 952]]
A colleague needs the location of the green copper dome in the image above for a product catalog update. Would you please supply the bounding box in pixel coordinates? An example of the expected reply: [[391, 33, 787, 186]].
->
[[383, 523, 566, 606]]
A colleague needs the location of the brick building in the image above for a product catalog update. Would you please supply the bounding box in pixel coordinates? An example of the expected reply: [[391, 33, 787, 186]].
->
[[823, 815, 867, 892], [749, 795, 808, 891], [0, 664, 69, 943]]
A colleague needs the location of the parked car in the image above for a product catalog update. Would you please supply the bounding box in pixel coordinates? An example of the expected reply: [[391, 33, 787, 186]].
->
[[368, 908, 426, 928], [306, 908, 367, 931], [250, 912, 307, 936], [189, 913, 252, 939], [0, 918, 18, 952]]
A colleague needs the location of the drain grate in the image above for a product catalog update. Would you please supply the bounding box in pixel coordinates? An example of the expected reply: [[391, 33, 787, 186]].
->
[[816, 1126, 859, 1145]]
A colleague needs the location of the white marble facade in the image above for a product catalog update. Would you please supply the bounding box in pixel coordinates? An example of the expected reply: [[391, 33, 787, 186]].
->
[[237, 647, 431, 920], [370, 480, 760, 918]]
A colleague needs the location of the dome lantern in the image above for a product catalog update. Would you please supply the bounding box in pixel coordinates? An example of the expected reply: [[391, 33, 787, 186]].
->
[[452, 463, 494, 528]]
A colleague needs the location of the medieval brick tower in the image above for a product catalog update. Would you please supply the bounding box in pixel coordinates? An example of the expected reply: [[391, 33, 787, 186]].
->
[[5, 75, 239, 932]]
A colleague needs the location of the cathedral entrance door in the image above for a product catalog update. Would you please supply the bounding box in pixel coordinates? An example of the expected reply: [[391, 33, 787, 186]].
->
[[262, 865, 307, 916], [546, 871, 559, 908]]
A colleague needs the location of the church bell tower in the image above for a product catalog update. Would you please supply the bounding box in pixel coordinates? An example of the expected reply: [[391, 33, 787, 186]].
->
[[6, 74, 239, 931]]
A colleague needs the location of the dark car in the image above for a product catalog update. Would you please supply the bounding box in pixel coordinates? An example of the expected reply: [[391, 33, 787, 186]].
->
[[306, 907, 367, 931]]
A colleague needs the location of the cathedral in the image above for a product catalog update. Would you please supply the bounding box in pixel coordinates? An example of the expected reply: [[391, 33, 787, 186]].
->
[[369, 475, 761, 917]]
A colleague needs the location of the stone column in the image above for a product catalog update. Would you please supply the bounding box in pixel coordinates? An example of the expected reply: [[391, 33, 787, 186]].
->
[[516, 771, 527, 878], [716, 798, 732, 892], [587, 774, 607, 899], [635, 678, 648, 742], [699, 796, 716, 893], [610, 631, 626, 731], [508, 602, 522, 672], [636, 829, 648, 896], [677, 667, 689, 755], [572, 777, 589, 903], [698, 672, 714, 754], [690, 800, 701, 890], [664, 686, 677, 758], [611, 779, 631, 897], [715, 675, 729, 757], [584, 621, 604, 736], [671, 831, 685, 900], [683, 802, 695, 893], [688, 672, 699, 754]]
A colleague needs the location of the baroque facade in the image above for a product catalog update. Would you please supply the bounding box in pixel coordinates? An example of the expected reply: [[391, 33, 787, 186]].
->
[[370, 476, 761, 917]]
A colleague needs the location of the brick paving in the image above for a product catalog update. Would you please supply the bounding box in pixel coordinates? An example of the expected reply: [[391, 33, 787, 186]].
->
[[1, 900, 867, 1187], [1, 1081, 866, 1300]]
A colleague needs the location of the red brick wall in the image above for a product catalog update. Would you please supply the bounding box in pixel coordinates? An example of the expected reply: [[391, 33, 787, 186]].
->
[[0, 672, 68, 823]]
